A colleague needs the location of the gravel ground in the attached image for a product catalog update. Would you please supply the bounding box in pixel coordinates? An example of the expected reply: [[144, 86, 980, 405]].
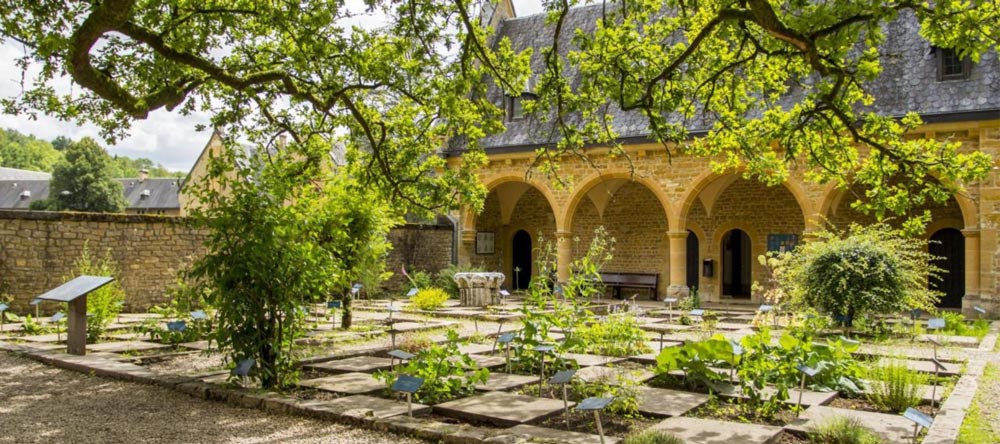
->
[[0, 352, 425, 444]]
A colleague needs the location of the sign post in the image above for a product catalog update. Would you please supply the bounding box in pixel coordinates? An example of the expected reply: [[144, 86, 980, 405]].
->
[[930, 357, 947, 409], [392, 375, 425, 417], [388, 349, 415, 374], [497, 333, 516, 372], [0, 302, 7, 332], [795, 364, 819, 417], [36, 276, 115, 356], [234, 358, 255, 388], [663, 297, 677, 322], [549, 369, 577, 428], [903, 407, 933, 444], [576, 397, 614, 444], [535, 344, 554, 393]]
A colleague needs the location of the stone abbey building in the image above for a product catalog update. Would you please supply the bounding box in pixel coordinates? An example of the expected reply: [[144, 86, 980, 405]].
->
[[448, 2, 1000, 315]]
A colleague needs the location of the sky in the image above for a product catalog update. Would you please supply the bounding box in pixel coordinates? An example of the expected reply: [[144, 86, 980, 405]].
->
[[0, 0, 547, 173]]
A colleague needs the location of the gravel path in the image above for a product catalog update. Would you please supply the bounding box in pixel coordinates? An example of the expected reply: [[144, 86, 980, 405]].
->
[[0, 352, 424, 444]]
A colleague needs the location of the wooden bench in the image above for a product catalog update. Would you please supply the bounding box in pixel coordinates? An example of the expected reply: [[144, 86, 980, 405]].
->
[[599, 272, 659, 300]]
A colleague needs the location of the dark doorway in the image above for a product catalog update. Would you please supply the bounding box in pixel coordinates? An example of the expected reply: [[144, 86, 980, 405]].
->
[[686, 230, 699, 289], [722, 229, 751, 298], [929, 228, 965, 308], [512, 230, 532, 290]]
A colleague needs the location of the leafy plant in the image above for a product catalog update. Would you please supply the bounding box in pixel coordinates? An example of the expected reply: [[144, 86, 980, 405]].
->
[[940, 312, 990, 339], [376, 330, 488, 404], [623, 430, 685, 444], [808, 416, 884, 444], [571, 371, 642, 418], [20, 315, 48, 335], [573, 314, 650, 357], [69, 243, 125, 342], [777, 224, 942, 327], [410, 287, 449, 311], [865, 360, 927, 413]]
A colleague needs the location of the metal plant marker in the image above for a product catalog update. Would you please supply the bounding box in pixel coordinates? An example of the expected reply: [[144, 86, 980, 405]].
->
[[392, 375, 424, 417], [234, 358, 255, 388], [903, 407, 933, 444], [0, 303, 7, 332], [795, 364, 819, 417], [497, 333, 516, 372], [663, 297, 677, 322], [535, 344, 554, 393], [388, 349, 415, 374], [974, 306, 986, 319], [576, 397, 614, 444], [930, 357, 947, 409], [549, 369, 577, 428]]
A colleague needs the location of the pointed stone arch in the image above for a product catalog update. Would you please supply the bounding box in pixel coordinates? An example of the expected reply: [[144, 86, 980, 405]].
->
[[560, 170, 673, 232], [674, 171, 811, 232]]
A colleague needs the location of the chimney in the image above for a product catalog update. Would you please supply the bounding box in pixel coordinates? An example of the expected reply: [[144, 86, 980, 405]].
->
[[138, 168, 149, 183]]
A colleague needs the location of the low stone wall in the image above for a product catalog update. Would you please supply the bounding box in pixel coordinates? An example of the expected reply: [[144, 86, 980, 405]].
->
[[0, 211, 456, 313]]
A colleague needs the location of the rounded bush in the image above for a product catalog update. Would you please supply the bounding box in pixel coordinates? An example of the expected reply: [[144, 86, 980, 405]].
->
[[411, 287, 449, 311]]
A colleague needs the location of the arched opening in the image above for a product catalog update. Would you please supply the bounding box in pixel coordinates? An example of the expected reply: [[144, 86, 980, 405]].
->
[[929, 228, 965, 309], [722, 229, 751, 298], [511, 230, 533, 290], [686, 230, 699, 290]]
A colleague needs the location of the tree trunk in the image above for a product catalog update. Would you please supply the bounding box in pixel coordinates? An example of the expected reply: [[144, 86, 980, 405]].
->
[[341, 292, 353, 329]]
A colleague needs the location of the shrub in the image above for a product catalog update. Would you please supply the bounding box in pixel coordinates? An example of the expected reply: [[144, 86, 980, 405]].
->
[[571, 371, 642, 418], [778, 224, 941, 327], [376, 330, 488, 404], [809, 416, 884, 444], [573, 314, 650, 357], [623, 430, 685, 444], [70, 243, 125, 342], [866, 360, 927, 413], [941, 312, 990, 339], [410, 288, 449, 310]]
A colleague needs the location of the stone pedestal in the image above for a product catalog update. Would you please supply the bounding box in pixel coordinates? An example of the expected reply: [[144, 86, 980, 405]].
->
[[454, 272, 505, 307]]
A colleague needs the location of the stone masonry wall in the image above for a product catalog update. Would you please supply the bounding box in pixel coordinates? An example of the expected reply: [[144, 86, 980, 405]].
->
[[0, 211, 455, 313]]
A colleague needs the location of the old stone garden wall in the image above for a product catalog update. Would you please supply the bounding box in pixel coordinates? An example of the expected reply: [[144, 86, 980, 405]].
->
[[0, 211, 455, 313]]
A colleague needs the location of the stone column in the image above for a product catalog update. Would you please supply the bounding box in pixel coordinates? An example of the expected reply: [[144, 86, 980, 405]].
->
[[556, 231, 573, 284], [962, 228, 981, 303], [454, 272, 506, 307], [666, 230, 690, 299], [458, 229, 476, 267]]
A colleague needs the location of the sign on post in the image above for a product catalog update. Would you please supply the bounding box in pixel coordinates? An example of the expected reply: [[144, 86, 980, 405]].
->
[[167, 320, 187, 332], [190, 310, 208, 320], [903, 407, 933, 444], [550, 368, 577, 428], [576, 397, 614, 444], [795, 364, 819, 416], [36, 276, 115, 356], [406, 288, 419, 297], [392, 375, 425, 417]]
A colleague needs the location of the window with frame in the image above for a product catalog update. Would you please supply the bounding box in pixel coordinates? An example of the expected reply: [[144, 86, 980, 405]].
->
[[507, 95, 525, 121], [937, 47, 971, 81]]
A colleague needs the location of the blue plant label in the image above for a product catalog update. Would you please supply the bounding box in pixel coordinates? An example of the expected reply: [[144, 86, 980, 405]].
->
[[392, 375, 424, 393], [406, 288, 419, 297], [387, 302, 402, 312], [500, 289, 511, 297], [0, 303, 8, 312], [327, 300, 342, 309], [534, 344, 555, 353], [910, 309, 923, 319], [30, 298, 42, 306], [497, 333, 516, 344], [927, 318, 945, 329], [190, 310, 208, 320], [576, 397, 614, 411], [233, 358, 255, 376], [167, 320, 187, 332], [388, 349, 416, 360], [690, 309, 704, 317], [663, 298, 678, 304], [758, 304, 773, 312], [796, 364, 819, 377], [549, 369, 576, 385], [50, 312, 65, 322], [974, 306, 986, 314], [351, 283, 362, 295], [730, 341, 744, 356], [903, 407, 933, 428]]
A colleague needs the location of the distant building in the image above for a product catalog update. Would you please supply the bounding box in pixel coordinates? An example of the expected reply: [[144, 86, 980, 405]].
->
[[0, 168, 181, 215]]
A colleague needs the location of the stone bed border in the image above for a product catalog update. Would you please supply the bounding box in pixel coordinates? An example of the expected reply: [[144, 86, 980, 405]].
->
[[3, 321, 997, 444]]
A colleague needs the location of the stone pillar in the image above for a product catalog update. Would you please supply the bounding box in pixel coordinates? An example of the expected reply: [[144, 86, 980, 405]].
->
[[962, 228, 981, 304], [556, 231, 573, 284], [666, 230, 690, 299], [458, 229, 476, 267], [454, 272, 505, 307]]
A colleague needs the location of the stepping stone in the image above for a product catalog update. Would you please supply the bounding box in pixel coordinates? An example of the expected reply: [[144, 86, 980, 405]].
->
[[303, 395, 430, 418], [507, 424, 620, 444], [787, 405, 917, 442], [19, 333, 63, 343], [650, 417, 783, 444], [881, 359, 962, 376], [88, 341, 171, 353], [467, 354, 506, 369], [434, 391, 570, 426], [25, 343, 65, 351], [458, 343, 496, 355], [298, 372, 385, 394], [178, 340, 213, 351], [474, 372, 537, 391], [637, 387, 710, 417], [917, 334, 979, 346], [771, 388, 838, 406], [306, 356, 394, 373], [576, 366, 655, 385], [712, 322, 750, 331], [563, 353, 627, 367], [105, 332, 147, 341], [200, 372, 230, 384]]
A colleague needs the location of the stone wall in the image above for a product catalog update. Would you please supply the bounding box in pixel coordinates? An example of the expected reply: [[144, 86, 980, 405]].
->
[[0, 211, 456, 313], [0, 211, 207, 313]]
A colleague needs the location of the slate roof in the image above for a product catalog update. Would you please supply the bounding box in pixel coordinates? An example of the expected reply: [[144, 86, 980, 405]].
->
[[0, 167, 51, 181], [453, 6, 1000, 152], [0, 178, 180, 211]]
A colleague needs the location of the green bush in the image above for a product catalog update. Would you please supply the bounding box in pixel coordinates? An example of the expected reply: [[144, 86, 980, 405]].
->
[[941, 312, 990, 339], [571, 371, 642, 418], [866, 360, 927, 413], [778, 224, 941, 326], [623, 430, 685, 444], [70, 243, 125, 342], [809, 416, 884, 444], [375, 330, 488, 404], [410, 287, 449, 310], [574, 314, 650, 357]]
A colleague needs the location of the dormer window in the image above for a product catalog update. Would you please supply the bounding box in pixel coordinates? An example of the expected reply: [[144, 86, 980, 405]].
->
[[140, 189, 151, 200], [507, 95, 526, 121], [19, 190, 30, 199], [936, 47, 971, 81]]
